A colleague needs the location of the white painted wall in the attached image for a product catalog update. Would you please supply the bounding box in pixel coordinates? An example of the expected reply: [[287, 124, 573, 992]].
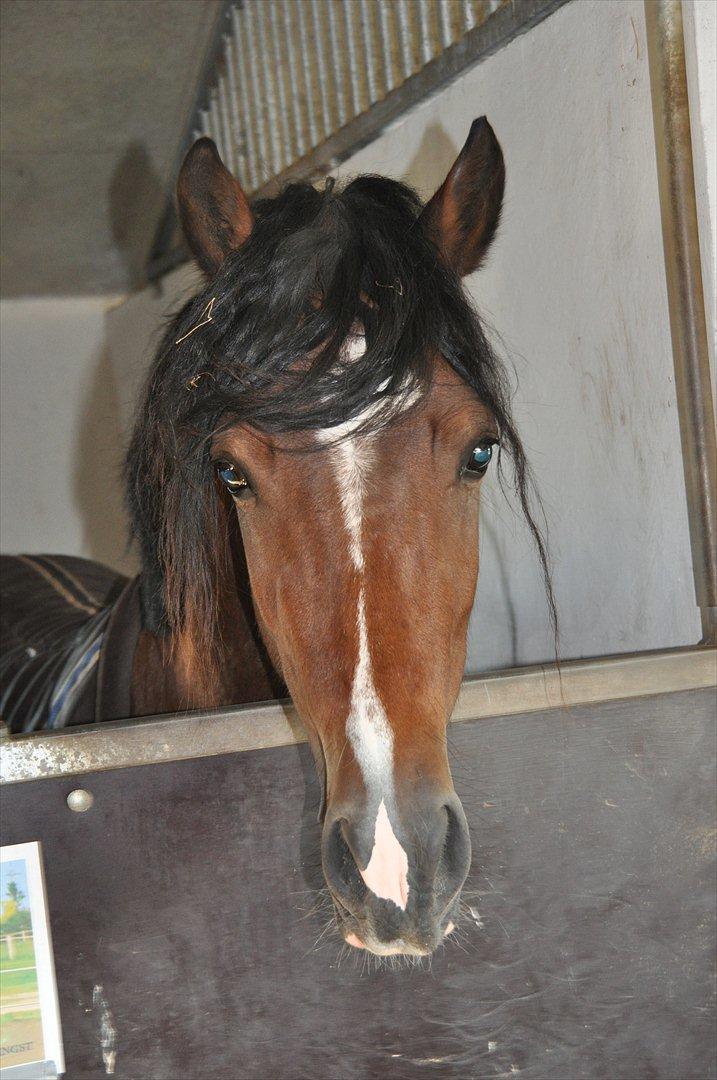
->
[[108, 0, 704, 670], [17, 0, 709, 671], [335, 0, 703, 669], [105, 262, 201, 439], [0, 297, 137, 576]]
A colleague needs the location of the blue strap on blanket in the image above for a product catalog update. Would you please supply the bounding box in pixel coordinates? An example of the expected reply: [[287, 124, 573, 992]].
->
[[46, 607, 111, 729]]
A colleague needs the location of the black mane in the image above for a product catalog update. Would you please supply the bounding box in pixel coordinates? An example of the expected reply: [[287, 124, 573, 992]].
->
[[126, 174, 556, 654]]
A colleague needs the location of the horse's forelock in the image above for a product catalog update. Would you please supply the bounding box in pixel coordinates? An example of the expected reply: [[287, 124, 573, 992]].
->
[[126, 174, 557, 677]]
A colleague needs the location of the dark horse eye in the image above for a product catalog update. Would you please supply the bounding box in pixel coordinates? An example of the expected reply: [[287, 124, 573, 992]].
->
[[463, 443, 495, 478], [216, 462, 249, 496]]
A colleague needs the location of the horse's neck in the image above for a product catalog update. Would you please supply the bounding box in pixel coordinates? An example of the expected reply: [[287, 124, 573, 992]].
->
[[130, 531, 283, 716]]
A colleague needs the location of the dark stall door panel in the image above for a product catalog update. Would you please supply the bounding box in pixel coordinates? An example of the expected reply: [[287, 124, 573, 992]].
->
[[3, 688, 715, 1080]]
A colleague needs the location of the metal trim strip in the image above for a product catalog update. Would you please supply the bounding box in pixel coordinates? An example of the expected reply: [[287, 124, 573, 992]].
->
[[2, 648, 714, 784], [644, 0, 717, 644]]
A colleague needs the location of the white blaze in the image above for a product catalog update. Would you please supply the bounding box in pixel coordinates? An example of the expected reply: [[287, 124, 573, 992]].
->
[[318, 333, 410, 909], [361, 799, 409, 910]]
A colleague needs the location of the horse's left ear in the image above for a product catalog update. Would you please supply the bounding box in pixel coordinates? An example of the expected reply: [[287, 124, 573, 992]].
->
[[177, 138, 254, 276], [420, 117, 505, 278]]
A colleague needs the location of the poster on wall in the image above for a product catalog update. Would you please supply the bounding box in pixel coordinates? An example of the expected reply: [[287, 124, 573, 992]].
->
[[0, 842, 64, 1077]]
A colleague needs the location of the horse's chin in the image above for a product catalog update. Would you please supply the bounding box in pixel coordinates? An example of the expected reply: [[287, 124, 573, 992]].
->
[[345, 932, 430, 956], [338, 911, 458, 957]]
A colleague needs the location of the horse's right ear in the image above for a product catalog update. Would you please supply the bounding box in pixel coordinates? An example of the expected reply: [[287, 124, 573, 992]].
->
[[177, 138, 253, 276]]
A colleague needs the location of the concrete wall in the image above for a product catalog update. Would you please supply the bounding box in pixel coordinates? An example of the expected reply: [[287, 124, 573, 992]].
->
[[0, 297, 137, 576]]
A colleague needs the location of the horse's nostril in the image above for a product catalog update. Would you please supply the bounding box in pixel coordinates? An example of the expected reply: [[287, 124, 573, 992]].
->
[[322, 819, 367, 908], [439, 799, 472, 898]]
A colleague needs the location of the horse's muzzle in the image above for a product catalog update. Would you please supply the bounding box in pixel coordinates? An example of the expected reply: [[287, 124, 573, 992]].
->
[[321, 790, 471, 955]]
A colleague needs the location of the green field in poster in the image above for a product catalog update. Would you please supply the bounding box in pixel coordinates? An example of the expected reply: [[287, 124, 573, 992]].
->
[[1, 857, 44, 1068]]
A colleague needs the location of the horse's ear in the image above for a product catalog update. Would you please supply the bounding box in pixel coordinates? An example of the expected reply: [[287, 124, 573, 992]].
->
[[420, 117, 505, 278], [177, 138, 253, 276]]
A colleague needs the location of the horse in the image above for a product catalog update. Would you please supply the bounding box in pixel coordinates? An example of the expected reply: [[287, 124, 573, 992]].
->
[[0, 118, 554, 957]]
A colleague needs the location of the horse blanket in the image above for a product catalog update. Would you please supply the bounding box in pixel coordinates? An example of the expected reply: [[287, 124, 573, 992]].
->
[[0, 554, 142, 734]]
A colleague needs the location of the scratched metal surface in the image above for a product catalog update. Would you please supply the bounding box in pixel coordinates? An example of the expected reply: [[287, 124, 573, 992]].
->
[[3, 688, 715, 1080]]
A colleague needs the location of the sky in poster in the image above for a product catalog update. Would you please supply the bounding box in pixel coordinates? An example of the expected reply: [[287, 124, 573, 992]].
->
[[1, 858, 29, 909]]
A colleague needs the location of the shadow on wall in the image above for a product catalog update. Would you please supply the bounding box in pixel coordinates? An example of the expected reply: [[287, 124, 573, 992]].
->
[[71, 341, 138, 577], [402, 122, 458, 199], [72, 142, 169, 577], [109, 140, 168, 294]]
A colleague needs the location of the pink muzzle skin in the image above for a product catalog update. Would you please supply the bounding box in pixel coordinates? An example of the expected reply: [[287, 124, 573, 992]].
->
[[358, 800, 409, 911]]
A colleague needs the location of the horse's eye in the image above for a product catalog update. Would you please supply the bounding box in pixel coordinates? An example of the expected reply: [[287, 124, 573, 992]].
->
[[216, 462, 249, 497], [463, 442, 495, 478]]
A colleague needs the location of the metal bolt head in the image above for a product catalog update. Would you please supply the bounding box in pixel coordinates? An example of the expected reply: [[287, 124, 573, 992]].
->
[[67, 789, 94, 813]]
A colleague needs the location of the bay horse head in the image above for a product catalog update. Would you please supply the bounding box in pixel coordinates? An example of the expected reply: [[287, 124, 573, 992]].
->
[[127, 120, 552, 957]]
